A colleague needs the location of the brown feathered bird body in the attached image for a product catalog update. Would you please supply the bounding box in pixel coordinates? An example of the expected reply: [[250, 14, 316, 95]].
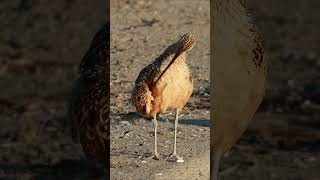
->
[[68, 24, 110, 169], [132, 34, 195, 117], [211, 0, 266, 179], [132, 33, 196, 160]]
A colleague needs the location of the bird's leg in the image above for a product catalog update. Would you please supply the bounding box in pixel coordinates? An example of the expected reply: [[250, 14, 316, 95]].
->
[[168, 109, 183, 162], [172, 109, 179, 156], [153, 115, 160, 160], [211, 150, 222, 180]]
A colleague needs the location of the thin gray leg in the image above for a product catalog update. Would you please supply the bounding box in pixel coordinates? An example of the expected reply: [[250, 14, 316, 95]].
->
[[153, 115, 160, 160], [169, 109, 183, 162]]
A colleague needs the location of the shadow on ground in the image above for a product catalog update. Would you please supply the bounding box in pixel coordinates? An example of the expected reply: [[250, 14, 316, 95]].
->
[[115, 112, 210, 127]]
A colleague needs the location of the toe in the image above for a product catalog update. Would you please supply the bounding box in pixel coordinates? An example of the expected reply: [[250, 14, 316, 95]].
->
[[153, 154, 160, 160], [168, 152, 176, 158], [167, 153, 184, 162], [176, 156, 184, 163]]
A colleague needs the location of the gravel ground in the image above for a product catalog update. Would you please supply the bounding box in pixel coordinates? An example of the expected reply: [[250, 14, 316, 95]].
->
[[110, 0, 210, 179]]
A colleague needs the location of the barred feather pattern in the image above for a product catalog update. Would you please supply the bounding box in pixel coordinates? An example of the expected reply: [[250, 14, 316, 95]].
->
[[132, 33, 195, 116], [67, 23, 110, 165]]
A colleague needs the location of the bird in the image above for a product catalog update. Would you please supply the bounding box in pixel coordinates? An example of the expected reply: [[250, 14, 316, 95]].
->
[[132, 32, 196, 162], [67, 23, 110, 175], [211, 0, 267, 179]]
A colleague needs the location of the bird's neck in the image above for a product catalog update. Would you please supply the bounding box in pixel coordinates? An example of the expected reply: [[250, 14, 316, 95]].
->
[[158, 45, 187, 66], [211, 0, 254, 66], [212, 0, 248, 25], [211, 0, 252, 45]]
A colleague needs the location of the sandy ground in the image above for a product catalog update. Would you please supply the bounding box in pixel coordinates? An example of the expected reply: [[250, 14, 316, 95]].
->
[[110, 0, 210, 179]]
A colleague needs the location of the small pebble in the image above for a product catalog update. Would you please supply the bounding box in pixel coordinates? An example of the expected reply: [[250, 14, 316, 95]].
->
[[177, 159, 184, 163], [121, 121, 131, 126]]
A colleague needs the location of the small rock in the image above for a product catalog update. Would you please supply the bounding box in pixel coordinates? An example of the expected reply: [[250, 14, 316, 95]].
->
[[287, 80, 295, 87], [121, 121, 131, 126], [159, 130, 169, 136], [307, 156, 317, 162], [177, 159, 184, 163]]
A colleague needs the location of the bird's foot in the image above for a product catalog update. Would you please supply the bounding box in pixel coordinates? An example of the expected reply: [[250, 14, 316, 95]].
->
[[142, 153, 160, 161], [153, 153, 160, 160], [167, 153, 184, 163]]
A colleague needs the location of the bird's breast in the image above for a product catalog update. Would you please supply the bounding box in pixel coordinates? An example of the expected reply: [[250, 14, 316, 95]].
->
[[151, 62, 193, 113]]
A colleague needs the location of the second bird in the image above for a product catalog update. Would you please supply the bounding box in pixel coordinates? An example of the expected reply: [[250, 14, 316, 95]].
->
[[132, 33, 196, 162]]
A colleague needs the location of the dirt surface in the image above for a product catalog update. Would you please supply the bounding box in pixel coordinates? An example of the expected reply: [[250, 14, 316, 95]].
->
[[0, 0, 107, 179], [220, 1, 320, 180], [110, 0, 210, 179]]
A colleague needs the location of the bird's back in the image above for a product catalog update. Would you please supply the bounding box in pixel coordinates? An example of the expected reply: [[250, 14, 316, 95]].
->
[[132, 33, 195, 116], [68, 23, 110, 165]]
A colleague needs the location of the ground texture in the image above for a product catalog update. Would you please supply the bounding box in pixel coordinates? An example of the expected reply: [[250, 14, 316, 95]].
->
[[110, 0, 210, 179]]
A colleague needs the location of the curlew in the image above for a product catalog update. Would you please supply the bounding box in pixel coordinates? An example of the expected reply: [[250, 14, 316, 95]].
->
[[211, 0, 267, 179], [67, 23, 110, 175], [132, 33, 196, 162]]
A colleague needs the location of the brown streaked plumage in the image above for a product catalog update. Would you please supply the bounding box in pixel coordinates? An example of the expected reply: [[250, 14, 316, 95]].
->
[[67, 23, 110, 172], [211, 0, 267, 179], [132, 33, 196, 161]]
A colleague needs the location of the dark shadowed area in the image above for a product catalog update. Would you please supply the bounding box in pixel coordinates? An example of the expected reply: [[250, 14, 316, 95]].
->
[[0, 0, 107, 179], [220, 0, 320, 179]]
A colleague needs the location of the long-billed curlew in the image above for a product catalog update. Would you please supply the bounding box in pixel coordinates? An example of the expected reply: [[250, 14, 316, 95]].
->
[[211, 0, 267, 179], [67, 23, 110, 175], [132, 33, 196, 162]]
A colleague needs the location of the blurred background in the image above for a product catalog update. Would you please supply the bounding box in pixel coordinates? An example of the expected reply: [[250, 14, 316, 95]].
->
[[221, 0, 320, 179], [0, 0, 107, 179], [0, 0, 319, 179]]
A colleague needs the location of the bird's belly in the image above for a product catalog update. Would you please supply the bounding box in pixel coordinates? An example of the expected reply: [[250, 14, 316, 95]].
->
[[213, 60, 266, 153], [158, 73, 193, 113]]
